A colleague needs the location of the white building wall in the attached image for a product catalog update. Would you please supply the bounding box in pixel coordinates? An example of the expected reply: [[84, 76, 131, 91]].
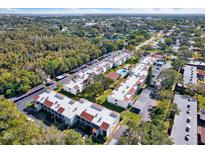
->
[[108, 95, 128, 108], [63, 85, 77, 95]]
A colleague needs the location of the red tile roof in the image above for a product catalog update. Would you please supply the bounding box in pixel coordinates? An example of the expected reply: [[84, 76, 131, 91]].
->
[[100, 122, 110, 131], [135, 80, 141, 85], [200, 126, 205, 144], [105, 72, 120, 80], [57, 107, 65, 114], [80, 111, 94, 122], [43, 99, 54, 108], [123, 97, 130, 102], [198, 70, 205, 76], [128, 87, 136, 94], [33, 95, 39, 100]]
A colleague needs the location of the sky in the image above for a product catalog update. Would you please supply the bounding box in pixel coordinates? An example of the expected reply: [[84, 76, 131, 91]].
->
[[0, 8, 205, 14]]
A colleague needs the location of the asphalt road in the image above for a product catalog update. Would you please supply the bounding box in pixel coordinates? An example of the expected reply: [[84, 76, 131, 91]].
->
[[14, 88, 47, 122], [109, 125, 128, 145]]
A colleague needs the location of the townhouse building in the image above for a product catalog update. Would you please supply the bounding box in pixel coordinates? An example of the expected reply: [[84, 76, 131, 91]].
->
[[63, 50, 132, 95], [108, 56, 156, 108], [33, 90, 120, 138]]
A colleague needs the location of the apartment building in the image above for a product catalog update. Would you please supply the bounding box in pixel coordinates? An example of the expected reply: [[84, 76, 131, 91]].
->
[[63, 71, 91, 95], [108, 56, 156, 108], [63, 51, 132, 95], [112, 51, 132, 66], [33, 90, 120, 138], [170, 94, 197, 145]]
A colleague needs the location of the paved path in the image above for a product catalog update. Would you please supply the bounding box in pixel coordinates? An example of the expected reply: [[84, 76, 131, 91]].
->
[[108, 124, 128, 145]]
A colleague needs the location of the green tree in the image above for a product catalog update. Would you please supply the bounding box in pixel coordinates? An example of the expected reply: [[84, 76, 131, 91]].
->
[[197, 95, 205, 110], [158, 90, 174, 101], [63, 129, 85, 145], [0, 98, 48, 144], [145, 66, 152, 86], [165, 38, 173, 46], [178, 50, 193, 60], [44, 59, 60, 78], [119, 121, 172, 145], [171, 59, 186, 70], [158, 68, 182, 90]]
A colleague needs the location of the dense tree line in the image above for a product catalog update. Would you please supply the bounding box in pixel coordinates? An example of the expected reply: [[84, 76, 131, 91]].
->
[[0, 28, 105, 98], [0, 98, 93, 145]]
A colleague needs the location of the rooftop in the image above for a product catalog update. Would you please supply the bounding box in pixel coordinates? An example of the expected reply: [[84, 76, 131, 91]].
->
[[35, 90, 120, 129], [63, 50, 132, 92], [170, 94, 197, 145], [183, 65, 197, 86], [109, 56, 156, 103], [188, 60, 205, 67], [105, 72, 120, 80], [198, 70, 205, 76]]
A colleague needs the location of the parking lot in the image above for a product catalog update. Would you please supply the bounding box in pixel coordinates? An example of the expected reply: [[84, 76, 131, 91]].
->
[[151, 61, 171, 85], [170, 94, 197, 145], [132, 88, 157, 122]]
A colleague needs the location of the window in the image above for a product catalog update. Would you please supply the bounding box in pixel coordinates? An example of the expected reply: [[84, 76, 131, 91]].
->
[[103, 130, 107, 136]]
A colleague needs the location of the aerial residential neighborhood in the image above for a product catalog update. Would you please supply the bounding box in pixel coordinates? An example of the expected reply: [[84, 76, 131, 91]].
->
[[0, 8, 205, 146]]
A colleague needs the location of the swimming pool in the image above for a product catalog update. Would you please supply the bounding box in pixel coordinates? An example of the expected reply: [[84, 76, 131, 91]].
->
[[117, 69, 128, 76]]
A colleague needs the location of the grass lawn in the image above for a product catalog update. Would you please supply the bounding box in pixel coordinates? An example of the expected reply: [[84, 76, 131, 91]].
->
[[196, 95, 205, 110], [102, 100, 125, 113], [96, 89, 112, 104], [59, 89, 79, 100], [120, 110, 141, 125], [96, 92, 125, 113], [96, 89, 125, 113]]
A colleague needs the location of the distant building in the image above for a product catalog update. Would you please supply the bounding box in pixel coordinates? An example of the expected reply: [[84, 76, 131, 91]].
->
[[112, 51, 132, 66], [187, 60, 205, 70], [170, 94, 197, 145], [33, 90, 120, 138], [183, 65, 198, 86]]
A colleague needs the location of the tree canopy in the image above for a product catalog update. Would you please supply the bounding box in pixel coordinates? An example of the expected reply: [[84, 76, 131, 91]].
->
[[158, 68, 182, 90], [0, 98, 91, 145]]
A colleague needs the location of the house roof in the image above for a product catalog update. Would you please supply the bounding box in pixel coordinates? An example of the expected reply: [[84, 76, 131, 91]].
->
[[128, 87, 136, 95], [43, 99, 54, 108], [33, 95, 39, 100], [123, 96, 130, 102], [198, 70, 205, 76], [105, 72, 120, 80], [57, 107, 65, 114], [200, 126, 205, 144], [80, 111, 94, 122], [35, 90, 120, 132], [100, 122, 110, 131]]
